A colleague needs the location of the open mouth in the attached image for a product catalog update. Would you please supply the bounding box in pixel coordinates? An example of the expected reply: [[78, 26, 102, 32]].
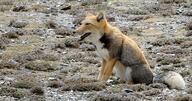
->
[[78, 32, 91, 41]]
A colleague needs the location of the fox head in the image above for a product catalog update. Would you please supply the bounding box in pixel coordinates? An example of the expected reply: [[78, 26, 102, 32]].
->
[[76, 12, 108, 41]]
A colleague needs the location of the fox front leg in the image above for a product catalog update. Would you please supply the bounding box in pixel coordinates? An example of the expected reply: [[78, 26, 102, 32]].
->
[[98, 59, 106, 80], [100, 58, 117, 81]]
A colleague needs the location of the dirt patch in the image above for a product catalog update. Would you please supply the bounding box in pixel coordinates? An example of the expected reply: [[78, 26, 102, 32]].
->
[[62, 78, 106, 91]]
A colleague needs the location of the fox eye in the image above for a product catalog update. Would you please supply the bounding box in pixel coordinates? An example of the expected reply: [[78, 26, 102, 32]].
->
[[85, 23, 90, 25]]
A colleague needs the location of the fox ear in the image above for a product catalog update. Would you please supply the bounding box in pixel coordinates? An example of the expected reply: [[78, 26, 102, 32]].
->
[[97, 12, 105, 22]]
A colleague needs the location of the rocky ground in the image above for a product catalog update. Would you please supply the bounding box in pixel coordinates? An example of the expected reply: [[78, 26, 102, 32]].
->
[[0, 0, 192, 101]]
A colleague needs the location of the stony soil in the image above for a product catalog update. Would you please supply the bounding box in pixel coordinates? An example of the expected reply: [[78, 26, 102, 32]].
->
[[0, 0, 192, 101]]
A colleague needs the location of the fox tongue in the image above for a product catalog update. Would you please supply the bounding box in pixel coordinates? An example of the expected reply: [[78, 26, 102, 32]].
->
[[79, 32, 91, 41]]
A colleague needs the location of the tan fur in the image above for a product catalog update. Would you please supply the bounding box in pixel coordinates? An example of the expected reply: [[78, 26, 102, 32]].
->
[[76, 12, 153, 84]]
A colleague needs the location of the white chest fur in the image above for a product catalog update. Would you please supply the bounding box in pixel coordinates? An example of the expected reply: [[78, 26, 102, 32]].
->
[[85, 32, 110, 60], [94, 41, 109, 60]]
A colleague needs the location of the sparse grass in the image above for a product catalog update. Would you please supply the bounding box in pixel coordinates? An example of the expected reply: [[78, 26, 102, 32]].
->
[[0, 0, 14, 5], [180, 69, 192, 77], [54, 27, 73, 36], [25, 60, 59, 71], [64, 38, 80, 48], [0, 86, 27, 99], [150, 37, 192, 46], [0, 60, 20, 69], [48, 80, 63, 88], [63, 78, 106, 91], [0, 37, 10, 49], [25, 22, 47, 29], [186, 21, 192, 30], [29, 4, 48, 12], [46, 20, 58, 29], [13, 76, 39, 89], [1, 35, 43, 61], [175, 94, 192, 101], [29, 95, 46, 101], [9, 20, 28, 28], [30, 86, 44, 95], [1, 44, 35, 61], [3, 32, 19, 39], [157, 56, 181, 65], [159, 0, 188, 4], [0, 69, 16, 75], [0, 5, 12, 12]]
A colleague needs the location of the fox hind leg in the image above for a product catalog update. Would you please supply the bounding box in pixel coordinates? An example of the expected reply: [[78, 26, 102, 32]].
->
[[114, 62, 126, 82]]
